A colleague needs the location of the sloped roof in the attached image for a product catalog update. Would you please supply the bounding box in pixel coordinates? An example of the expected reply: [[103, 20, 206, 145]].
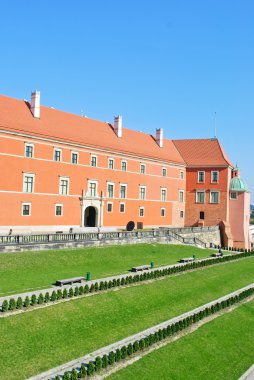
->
[[230, 177, 249, 192], [172, 138, 233, 167], [0, 94, 184, 165]]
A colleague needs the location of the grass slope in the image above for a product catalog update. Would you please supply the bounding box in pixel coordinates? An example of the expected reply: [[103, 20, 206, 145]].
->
[[0, 244, 214, 296], [0, 257, 254, 379], [109, 300, 254, 380]]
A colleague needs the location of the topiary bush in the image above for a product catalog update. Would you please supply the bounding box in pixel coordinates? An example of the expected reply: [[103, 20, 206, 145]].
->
[[2, 299, 8, 312], [71, 368, 78, 380], [51, 290, 57, 302], [115, 348, 121, 362], [74, 287, 79, 297], [108, 351, 115, 365], [17, 297, 23, 309], [87, 361, 95, 376], [38, 293, 44, 304], [57, 289, 63, 300], [31, 294, 37, 305], [127, 343, 133, 356], [84, 285, 89, 294], [9, 298, 16, 311], [63, 288, 68, 299], [69, 288, 74, 298], [45, 292, 50, 303], [80, 364, 87, 378], [102, 354, 108, 369], [95, 356, 102, 372], [63, 372, 71, 380], [79, 286, 84, 295], [121, 346, 127, 359]]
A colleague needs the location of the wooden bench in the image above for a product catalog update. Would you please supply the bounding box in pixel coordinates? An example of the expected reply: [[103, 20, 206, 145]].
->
[[179, 257, 194, 263], [131, 265, 150, 272], [56, 276, 85, 286]]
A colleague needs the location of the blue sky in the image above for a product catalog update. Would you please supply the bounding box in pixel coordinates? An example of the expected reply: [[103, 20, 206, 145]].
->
[[1, 0, 253, 199]]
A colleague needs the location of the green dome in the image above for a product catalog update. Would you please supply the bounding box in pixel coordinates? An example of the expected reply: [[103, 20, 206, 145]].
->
[[230, 177, 249, 192]]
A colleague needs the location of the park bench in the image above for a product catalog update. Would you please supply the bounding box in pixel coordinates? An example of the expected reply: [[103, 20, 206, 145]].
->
[[211, 253, 223, 258], [131, 265, 150, 272], [56, 276, 85, 286], [179, 257, 194, 263]]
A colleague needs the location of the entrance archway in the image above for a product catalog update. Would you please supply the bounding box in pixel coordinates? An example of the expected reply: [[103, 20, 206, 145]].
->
[[84, 206, 97, 227]]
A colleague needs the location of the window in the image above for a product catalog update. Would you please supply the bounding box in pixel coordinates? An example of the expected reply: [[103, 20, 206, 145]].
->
[[71, 152, 78, 164], [120, 184, 127, 199], [54, 148, 62, 162], [121, 161, 127, 171], [107, 183, 114, 198], [107, 202, 113, 212], [120, 202, 125, 213], [211, 171, 219, 183], [22, 203, 31, 216], [179, 190, 184, 203], [161, 188, 167, 201], [180, 171, 184, 180], [230, 192, 237, 200], [196, 190, 205, 203], [200, 211, 205, 220], [139, 207, 144, 217], [108, 158, 114, 170], [25, 144, 34, 158], [59, 177, 69, 195], [210, 191, 219, 204], [198, 171, 205, 183], [55, 204, 63, 216], [90, 155, 97, 167], [23, 174, 34, 193], [180, 210, 184, 218], [161, 208, 166, 217], [139, 186, 146, 200], [140, 164, 146, 174], [88, 181, 97, 197], [162, 168, 167, 177]]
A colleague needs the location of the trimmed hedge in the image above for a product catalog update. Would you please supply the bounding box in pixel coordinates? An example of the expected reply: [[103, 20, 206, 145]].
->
[[2, 249, 254, 313], [51, 284, 254, 379]]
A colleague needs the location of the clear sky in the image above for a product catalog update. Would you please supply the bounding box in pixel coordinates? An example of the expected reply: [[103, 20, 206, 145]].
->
[[1, 0, 253, 200]]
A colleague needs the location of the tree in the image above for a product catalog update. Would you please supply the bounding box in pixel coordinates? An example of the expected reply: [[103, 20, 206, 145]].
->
[[38, 293, 44, 304], [102, 354, 108, 369], [69, 288, 74, 298], [63, 288, 68, 299], [95, 356, 102, 372], [31, 294, 37, 305], [51, 290, 57, 302], [2, 300, 8, 312], [57, 289, 63, 300], [71, 368, 78, 380], [108, 351, 115, 365], [17, 297, 23, 309], [87, 361, 95, 376], [9, 298, 16, 310], [45, 292, 50, 303]]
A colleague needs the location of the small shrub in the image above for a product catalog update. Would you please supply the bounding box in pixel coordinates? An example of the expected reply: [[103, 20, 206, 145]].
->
[[108, 280, 112, 288], [115, 348, 121, 362], [69, 288, 74, 298], [121, 346, 127, 359], [87, 361, 95, 376], [90, 284, 95, 293], [55, 376, 61, 380], [71, 368, 78, 380], [45, 292, 50, 303], [80, 364, 87, 377], [84, 285, 89, 294], [51, 290, 57, 302], [99, 281, 104, 291], [38, 293, 44, 304], [2, 300, 8, 312], [104, 281, 108, 289], [95, 356, 102, 372], [127, 343, 133, 356], [94, 282, 99, 292], [17, 297, 23, 309], [133, 341, 139, 352], [63, 288, 68, 299], [63, 372, 71, 380], [31, 294, 37, 305], [57, 289, 63, 300], [74, 286, 79, 297], [108, 351, 115, 365], [9, 298, 16, 310], [79, 286, 84, 295], [102, 354, 108, 368], [139, 339, 145, 350]]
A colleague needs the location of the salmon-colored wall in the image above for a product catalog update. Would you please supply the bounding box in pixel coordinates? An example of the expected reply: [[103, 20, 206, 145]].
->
[[184, 167, 229, 226], [0, 133, 185, 229], [229, 192, 251, 249]]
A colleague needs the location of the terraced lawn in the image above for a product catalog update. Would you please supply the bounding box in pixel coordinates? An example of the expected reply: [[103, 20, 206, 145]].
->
[[0, 244, 215, 296], [109, 299, 254, 380], [0, 256, 254, 379]]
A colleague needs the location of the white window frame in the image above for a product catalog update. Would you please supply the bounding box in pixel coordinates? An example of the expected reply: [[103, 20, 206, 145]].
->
[[71, 151, 79, 165], [23, 173, 35, 193], [210, 190, 220, 204], [211, 171, 219, 183], [180, 210, 184, 218], [107, 202, 113, 213], [120, 183, 127, 199], [55, 203, 63, 216], [140, 163, 146, 174], [139, 186, 146, 200], [180, 171, 184, 180], [107, 182, 114, 198], [179, 190, 184, 203], [90, 154, 97, 167], [139, 207, 145, 217], [198, 171, 205, 183], [162, 167, 167, 177], [161, 188, 167, 202], [25, 143, 34, 158], [108, 158, 114, 170], [59, 176, 69, 195], [196, 190, 205, 204], [120, 202, 125, 213], [88, 180, 98, 197], [230, 192, 237, 200], [54, 148, 62, 162], [121, 160, 127, 171], [161, 207, 166, 217], [22, 202, 31, 216]]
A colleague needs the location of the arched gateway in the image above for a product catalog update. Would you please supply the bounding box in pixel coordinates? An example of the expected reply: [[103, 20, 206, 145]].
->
[[84, 206, 97, 227]]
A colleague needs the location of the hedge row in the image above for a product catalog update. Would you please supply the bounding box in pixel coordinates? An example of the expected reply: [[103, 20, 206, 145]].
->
[[53, 285, 254, 379], [2, 249, 254, 313], [214, 246, 251, 252]]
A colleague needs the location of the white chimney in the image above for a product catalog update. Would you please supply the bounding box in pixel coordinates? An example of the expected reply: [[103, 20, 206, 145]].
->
[[114, 115, 122, 138], [30, 90, 40, 118], [156, 128, 163, 147]]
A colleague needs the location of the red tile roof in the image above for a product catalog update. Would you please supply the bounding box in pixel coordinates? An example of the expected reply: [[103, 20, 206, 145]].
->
[[172, 138, 233, 167], [0, 94, 184, 165]]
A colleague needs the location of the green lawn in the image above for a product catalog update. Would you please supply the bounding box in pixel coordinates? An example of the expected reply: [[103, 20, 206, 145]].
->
[[109, 299, 254, 380], [0, 244, 215, 296], [1, 257, 254, 379]]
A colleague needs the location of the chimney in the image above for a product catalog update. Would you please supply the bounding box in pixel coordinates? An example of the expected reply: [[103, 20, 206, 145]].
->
[[114, 115, 122, 138], [156, 128, 163, 147], [30, 90, 40, 118]]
